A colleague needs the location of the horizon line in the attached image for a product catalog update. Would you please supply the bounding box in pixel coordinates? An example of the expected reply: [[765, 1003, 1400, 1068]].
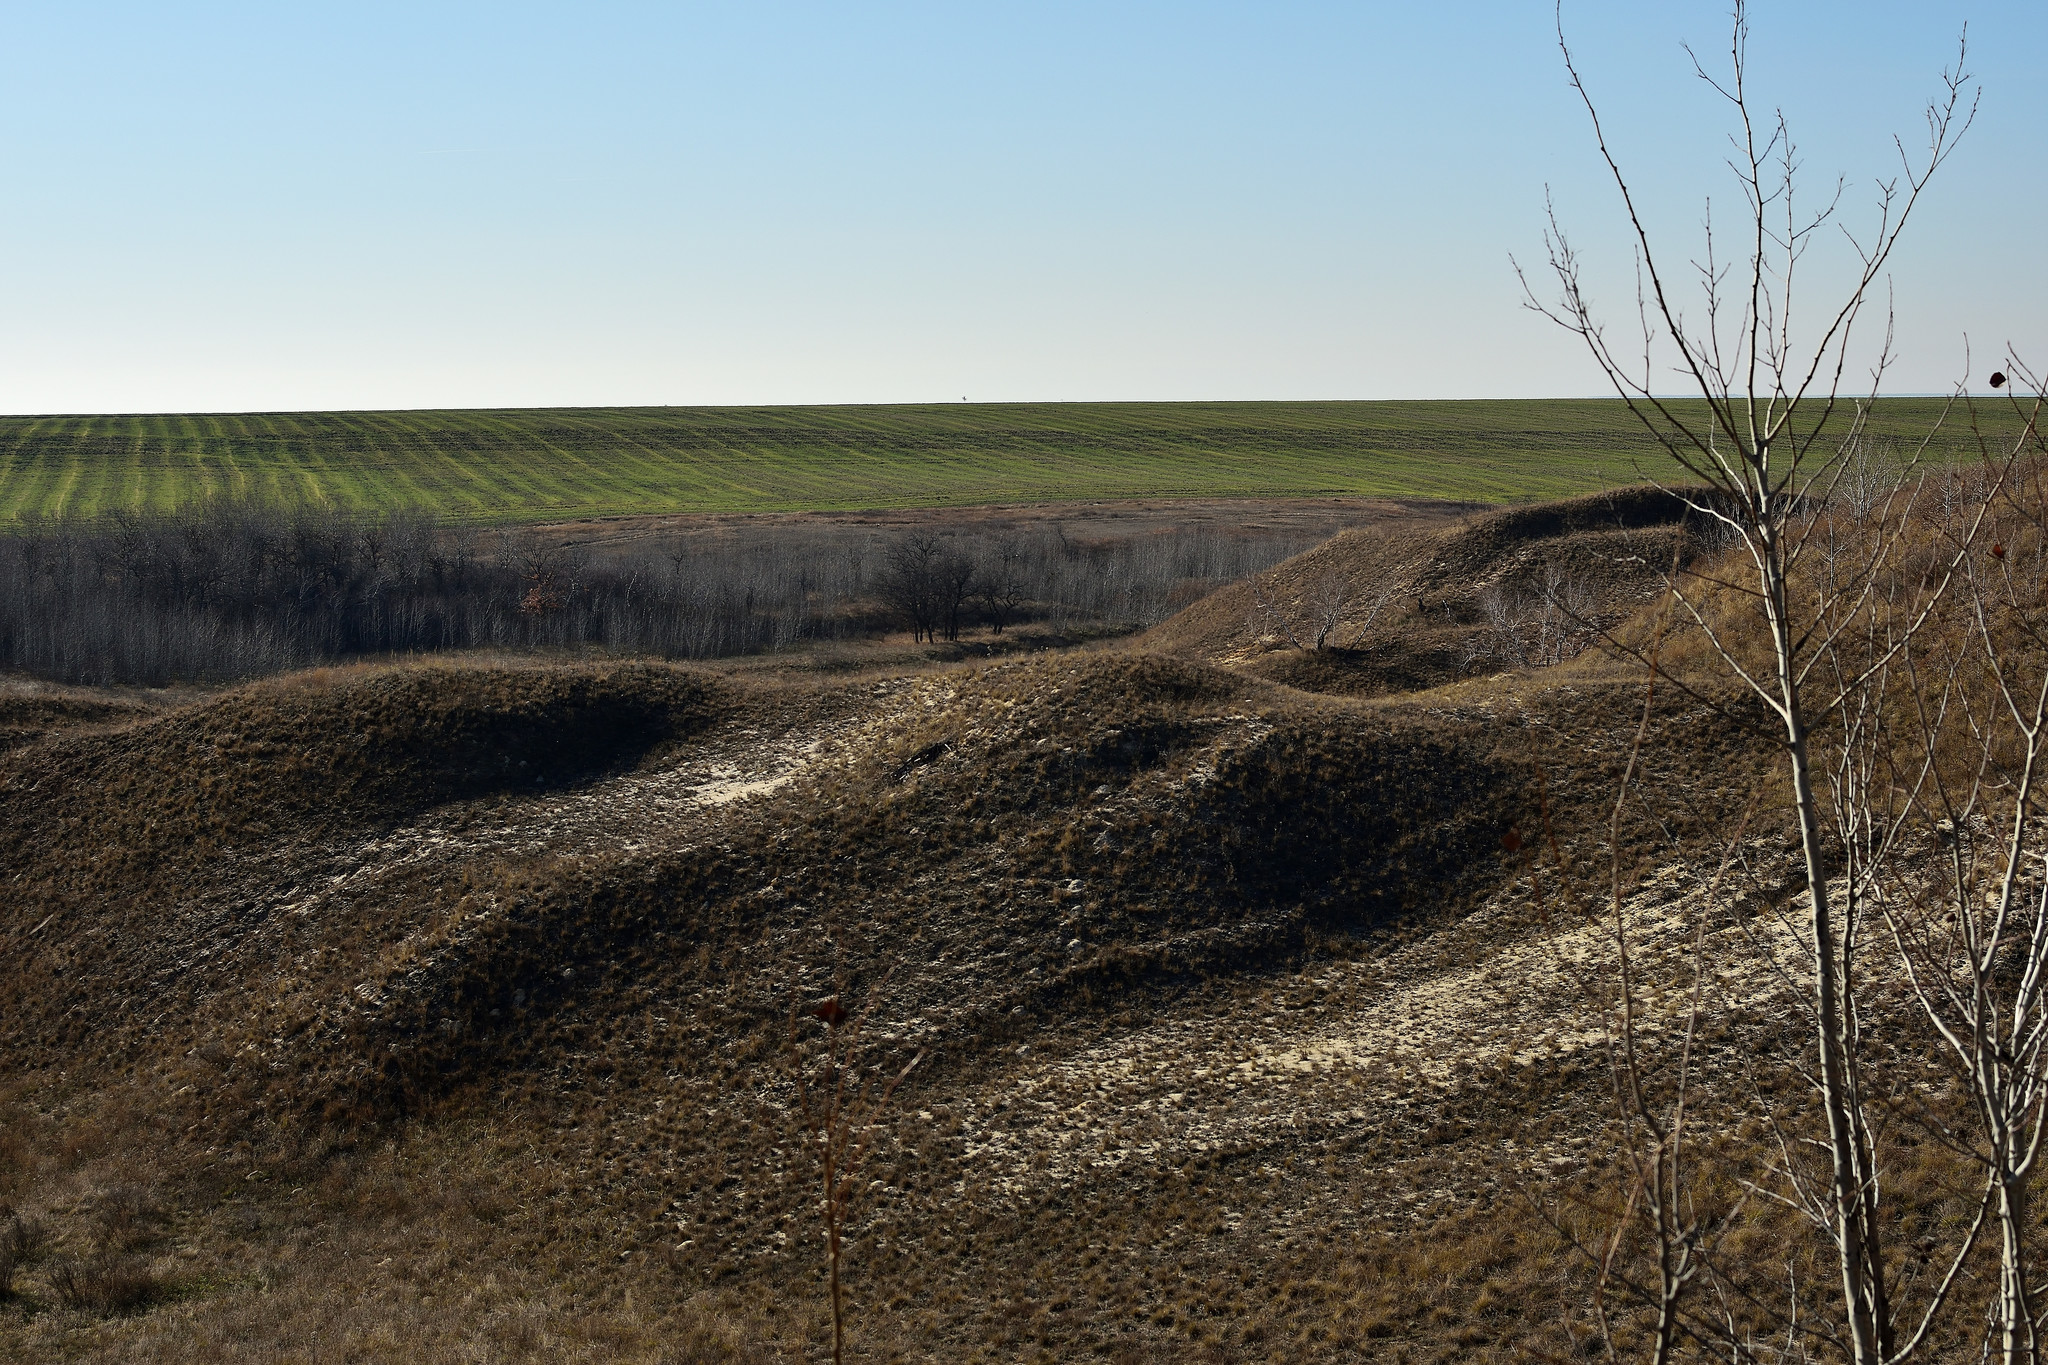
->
[[0, 393, 1975, 420]]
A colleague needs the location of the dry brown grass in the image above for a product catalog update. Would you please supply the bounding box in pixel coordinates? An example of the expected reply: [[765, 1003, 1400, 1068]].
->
[[1143, 484, 1718, 699], [17, 478, 2031, 1361]]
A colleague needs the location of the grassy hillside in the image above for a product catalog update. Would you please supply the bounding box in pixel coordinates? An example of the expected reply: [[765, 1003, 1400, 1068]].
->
[[0, 485, 1826, 1363], [0, 398, 2000, 522], [1144, 484, 1710, 695], [3, 479, 2038, 1361], [0, 650, 1677, 1362]]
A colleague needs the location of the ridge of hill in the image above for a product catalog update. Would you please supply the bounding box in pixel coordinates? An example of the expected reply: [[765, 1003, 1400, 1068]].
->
[[1143, 484, 1710, 697]]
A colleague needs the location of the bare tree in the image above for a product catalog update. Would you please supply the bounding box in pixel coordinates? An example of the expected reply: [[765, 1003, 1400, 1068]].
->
[[1247, 565, 1393, 651], [1833, 428, 1901, 522], [936, 544, 979, 644], [1867, 380, 2048, 1365], [1521, 3, 1981, 1358], [975, 537, 1029, 634], [877, 532, 979, 643], [877, 533, 944, 643]]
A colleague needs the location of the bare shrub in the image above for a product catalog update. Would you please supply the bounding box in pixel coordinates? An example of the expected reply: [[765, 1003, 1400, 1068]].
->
[[0, 1206, 51, 1298], [1832, 430, 1903, 521], [89, 1185, 167, 1254], [1859, 434, 2048, 1365], [1247, 566, 1394, 651], [0, 1211, 16, 1300], [46, 1253, 163, 1315], [1471, 565, 1597, 669]]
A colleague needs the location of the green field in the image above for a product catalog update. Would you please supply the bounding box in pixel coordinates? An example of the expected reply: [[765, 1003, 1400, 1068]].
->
[[0, 399, 2011, 524]]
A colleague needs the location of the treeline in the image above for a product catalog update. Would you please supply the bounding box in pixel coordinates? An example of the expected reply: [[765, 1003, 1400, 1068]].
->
[[0, 503, 1317, 685]]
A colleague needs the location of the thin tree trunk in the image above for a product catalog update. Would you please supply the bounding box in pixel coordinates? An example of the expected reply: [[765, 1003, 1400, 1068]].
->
[[1758, 490, 1890, 1359], [1778, 582, 1889, 1362], [1999, 1162, 2033, 1365]]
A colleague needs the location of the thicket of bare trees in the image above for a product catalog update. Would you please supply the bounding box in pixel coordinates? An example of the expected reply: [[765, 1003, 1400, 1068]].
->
[[1526, 4, 2048, 1361], [0, 503, 1318, 685], [876, 533, 979, 644], [1246, 567, 1397, 653], [1473, 564, 1600, 669]]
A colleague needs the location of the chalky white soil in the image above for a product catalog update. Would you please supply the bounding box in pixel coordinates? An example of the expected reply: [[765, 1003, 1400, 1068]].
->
[[908, 863, 1794, 1234]]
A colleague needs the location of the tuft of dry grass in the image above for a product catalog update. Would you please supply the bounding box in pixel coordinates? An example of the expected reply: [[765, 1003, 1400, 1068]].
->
[[45, 1254, 166, 1316]]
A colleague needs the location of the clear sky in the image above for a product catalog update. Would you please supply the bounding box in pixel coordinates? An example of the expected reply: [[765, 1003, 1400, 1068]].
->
[[0, 1, 2038, 413]]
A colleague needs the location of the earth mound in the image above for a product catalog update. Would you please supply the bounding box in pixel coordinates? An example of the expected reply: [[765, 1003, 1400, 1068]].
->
[[0, 690, 158, 750], [5, 653, 1534, 1122], [0, 662, 730, 1075], [1144, 484, 1716, 695]]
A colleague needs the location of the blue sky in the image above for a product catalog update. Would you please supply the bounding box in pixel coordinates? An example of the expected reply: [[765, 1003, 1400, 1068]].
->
[[0, 1, 2038, 412]]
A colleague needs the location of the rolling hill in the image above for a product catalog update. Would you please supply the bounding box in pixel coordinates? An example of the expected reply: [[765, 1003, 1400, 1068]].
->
[[0, 476, 2018, 1362]]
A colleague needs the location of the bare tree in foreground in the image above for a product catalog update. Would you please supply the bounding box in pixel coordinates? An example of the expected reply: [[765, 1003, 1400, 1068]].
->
[[1519, 2, 2010, 1358], [1874, 396, 2048, 1364], [1559, 373, 2048, 1364]]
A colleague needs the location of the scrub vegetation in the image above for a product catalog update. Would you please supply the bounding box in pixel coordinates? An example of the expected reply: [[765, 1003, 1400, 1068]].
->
[[0, 500, 1333, 685]]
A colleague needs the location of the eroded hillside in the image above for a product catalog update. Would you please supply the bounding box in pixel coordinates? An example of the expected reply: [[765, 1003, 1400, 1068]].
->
[[1145, 486, 1717, 697], [0, 497, 1807, 1363]]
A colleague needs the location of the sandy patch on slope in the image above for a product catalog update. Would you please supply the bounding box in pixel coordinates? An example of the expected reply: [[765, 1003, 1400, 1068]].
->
[[935, 863, 1796, 1222]]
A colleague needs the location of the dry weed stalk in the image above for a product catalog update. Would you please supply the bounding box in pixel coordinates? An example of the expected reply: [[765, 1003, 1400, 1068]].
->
[[788, 972, 924, 1365]]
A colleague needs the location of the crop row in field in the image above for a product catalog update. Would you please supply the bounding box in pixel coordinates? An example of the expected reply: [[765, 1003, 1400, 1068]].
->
[[0, 398, 2009, 523]]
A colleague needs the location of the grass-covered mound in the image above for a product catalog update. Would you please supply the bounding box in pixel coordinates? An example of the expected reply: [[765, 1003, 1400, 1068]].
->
[[0, 662, 729, 1073], [100, 654, 1526, 1127], [1144, 484, 1722, 697], [0, 692, 156, 750]]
